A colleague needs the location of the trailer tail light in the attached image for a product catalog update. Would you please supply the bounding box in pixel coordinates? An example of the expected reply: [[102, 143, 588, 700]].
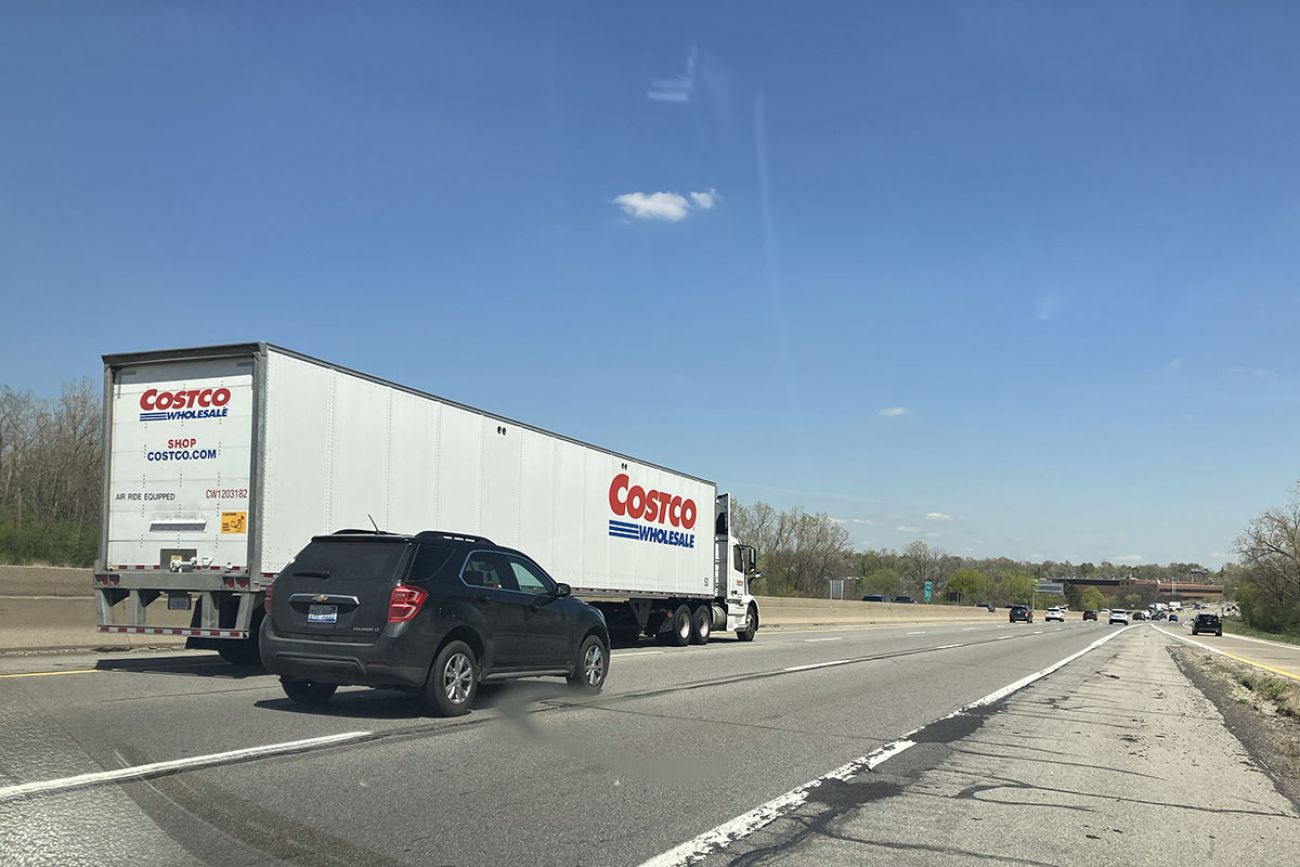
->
[[264, 583, 273, 615], [387, 585, 427, 623]]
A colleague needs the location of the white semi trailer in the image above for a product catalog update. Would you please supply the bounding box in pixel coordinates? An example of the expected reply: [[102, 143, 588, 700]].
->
[[94, 343, 761, 663]]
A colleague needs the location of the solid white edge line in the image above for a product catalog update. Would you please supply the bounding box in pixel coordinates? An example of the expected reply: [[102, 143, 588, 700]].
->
[[637, 739, 917, 867], [803, 637, 844, 643], [995, 635, 1012, 640], [934, 643, 962, 650], [0, 731, 372, 802], [905, 631, 926, 635], [637, 624, 1134, 867], [782, 659, 850, 672]]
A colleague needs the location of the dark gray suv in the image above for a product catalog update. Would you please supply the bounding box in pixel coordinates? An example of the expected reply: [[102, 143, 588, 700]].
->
[[261, 530, 609, 716]]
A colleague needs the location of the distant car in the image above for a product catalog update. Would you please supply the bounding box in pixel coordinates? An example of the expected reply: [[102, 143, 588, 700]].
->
[[976, 601, 995, 612], [1191, 613, 1221, 636], [1045, 607, 1065, 623], [1108, 609, 1130, 625], [1168, 612, 1178, 622], [892, 595, 917, 604], [1009, 605, 1033, 623], [1083, 610, 1098, 621], [1132, 610, 1148, 621], [861, 594, 887, 602]]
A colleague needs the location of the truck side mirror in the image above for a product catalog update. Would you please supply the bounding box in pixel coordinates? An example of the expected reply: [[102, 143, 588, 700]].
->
[[747, 548, 758, 573]]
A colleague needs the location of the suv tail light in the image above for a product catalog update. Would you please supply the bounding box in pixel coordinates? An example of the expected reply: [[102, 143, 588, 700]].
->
[[264, 582, 273, 615], [387, 585, 428, 623]]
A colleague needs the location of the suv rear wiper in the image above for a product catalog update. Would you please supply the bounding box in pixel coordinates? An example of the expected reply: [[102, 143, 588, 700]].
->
[[292, 570, 331, 579]]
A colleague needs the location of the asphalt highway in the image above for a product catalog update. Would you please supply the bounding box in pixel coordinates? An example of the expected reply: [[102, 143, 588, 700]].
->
[[2, 620, 1293, 866]]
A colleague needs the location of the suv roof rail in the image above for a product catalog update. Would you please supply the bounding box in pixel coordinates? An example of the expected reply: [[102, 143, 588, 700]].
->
[[415, 530, 495, 545], [331, 528, 399, 536]]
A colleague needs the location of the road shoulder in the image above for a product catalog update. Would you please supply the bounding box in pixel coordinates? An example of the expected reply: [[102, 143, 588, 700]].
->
[[690, 628, 1300, 866]]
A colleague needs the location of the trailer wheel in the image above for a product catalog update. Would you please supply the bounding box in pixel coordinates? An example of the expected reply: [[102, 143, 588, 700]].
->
[[736, 604, 758, 642], [280, 677, 337, 706], [666, 604, 692, 647], [217, 609, 265, 668], [690, 605, 712, 645]]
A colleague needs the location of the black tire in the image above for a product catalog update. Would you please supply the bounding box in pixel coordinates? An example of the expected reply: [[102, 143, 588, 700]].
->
[[280, 676, 336, 706], [423, 640, 479, 717], [567, 634, 609, 693], [664, 604, 691, 647], [217, 609, 265, 667], [690, 605, 712, 645], [736, 604, 758, 642]]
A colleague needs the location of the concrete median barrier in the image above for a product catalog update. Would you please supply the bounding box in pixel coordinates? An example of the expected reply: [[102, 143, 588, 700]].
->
[[755, 595, 1001, 627], [1, 565, 1026, 652]]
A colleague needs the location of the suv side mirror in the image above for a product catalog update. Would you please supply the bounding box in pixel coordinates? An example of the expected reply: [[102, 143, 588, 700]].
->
[[553, 582, 571, 597]]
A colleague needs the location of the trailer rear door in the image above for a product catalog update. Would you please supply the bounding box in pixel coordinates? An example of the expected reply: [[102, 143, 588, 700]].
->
[[104, 355, 256, 573]]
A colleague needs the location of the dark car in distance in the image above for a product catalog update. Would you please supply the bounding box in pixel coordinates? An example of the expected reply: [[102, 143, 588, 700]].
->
[[1191, 613, 1222, 636], [261, 530, 610, 716], [1009, 605, 1033, 623], [861, 594, 888, 602], [892, 595, 917, 604], [1083, 610, 1098, 621]]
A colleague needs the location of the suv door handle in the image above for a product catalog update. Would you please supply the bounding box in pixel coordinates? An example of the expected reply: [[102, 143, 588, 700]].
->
[[475, 594, 490, 603]]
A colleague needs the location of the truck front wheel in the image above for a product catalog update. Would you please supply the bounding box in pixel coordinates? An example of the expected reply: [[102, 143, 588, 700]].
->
[[736, 604, 758, 642]]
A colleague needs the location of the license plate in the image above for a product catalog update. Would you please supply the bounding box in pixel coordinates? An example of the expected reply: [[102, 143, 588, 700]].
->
[[167, 592, 191, 611], [307, 604, 337, 624]]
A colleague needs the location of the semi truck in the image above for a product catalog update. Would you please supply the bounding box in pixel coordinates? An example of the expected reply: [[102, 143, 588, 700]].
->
[[94, 343, 761, 664]]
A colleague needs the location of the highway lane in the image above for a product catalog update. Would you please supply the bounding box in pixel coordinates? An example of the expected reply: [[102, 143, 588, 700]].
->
[[1154, 620, 1300, 681], [1, 619, 1118, 866]]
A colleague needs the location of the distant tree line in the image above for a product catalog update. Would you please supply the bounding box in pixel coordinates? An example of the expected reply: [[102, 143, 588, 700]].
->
[[733, 499, 1217, 606], [0, 380, 102, 565]]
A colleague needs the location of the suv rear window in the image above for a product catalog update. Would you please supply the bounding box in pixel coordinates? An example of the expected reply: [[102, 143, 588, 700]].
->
[[286, 539, 410, 583]]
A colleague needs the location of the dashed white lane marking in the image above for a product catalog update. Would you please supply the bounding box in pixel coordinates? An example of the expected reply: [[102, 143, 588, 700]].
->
[[996, 635, 1012, 640], [1031, 630, 1044, 635], [934, 643, 963, 650], [782, 659, 851, 672], [961, 627, 978, 631], [905, 631, 926, 636], [637, 625, 1134, 867], [614, 650, 665, 658], [0, 731, 371, 802], [803, 637, 844, 643]]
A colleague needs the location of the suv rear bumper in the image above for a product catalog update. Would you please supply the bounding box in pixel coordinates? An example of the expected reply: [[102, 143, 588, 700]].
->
[[260, 621, 431, 689]]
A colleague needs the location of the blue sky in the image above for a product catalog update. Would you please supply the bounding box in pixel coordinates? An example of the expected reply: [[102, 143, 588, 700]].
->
[[4, 2, 1300, 568]]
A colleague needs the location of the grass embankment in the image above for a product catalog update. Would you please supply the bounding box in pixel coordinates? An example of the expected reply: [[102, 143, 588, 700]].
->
[[1195, 652, 1300, 719], [1222, 617, 1300, 648]]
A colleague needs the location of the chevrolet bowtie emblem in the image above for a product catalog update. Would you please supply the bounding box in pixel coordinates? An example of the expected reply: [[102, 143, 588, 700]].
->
[[313, 595, 328, 603]]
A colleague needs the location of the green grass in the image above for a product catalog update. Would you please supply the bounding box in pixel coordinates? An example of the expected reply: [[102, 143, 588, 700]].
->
[[1222, 618, 1300, 648]]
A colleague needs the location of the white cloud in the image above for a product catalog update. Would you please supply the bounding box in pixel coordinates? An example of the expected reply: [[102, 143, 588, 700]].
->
[[925, 512, 952, 521], [689, 189, 716, 209], [852, 518, 873, 525], [612, 189, 718, 221], [1210, 550, 1225, 558], [925, 531, 943, 539], [879, 407, 911, 417], [1114, 554, 1143, 563], [612, 192, 691, 221], [1164, 358, 1183, 375], [1030, 552, 1044, 560], [896, 525, 918, 533]]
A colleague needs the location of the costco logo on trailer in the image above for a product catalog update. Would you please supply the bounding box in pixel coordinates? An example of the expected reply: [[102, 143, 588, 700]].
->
[[607, 473, 697, 549], [138, 387, 232, 422]]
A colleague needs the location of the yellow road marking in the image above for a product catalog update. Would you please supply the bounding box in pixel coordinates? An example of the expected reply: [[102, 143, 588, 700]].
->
[[0, 669, 100, 680], [1154, 625, 1300, 683]]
